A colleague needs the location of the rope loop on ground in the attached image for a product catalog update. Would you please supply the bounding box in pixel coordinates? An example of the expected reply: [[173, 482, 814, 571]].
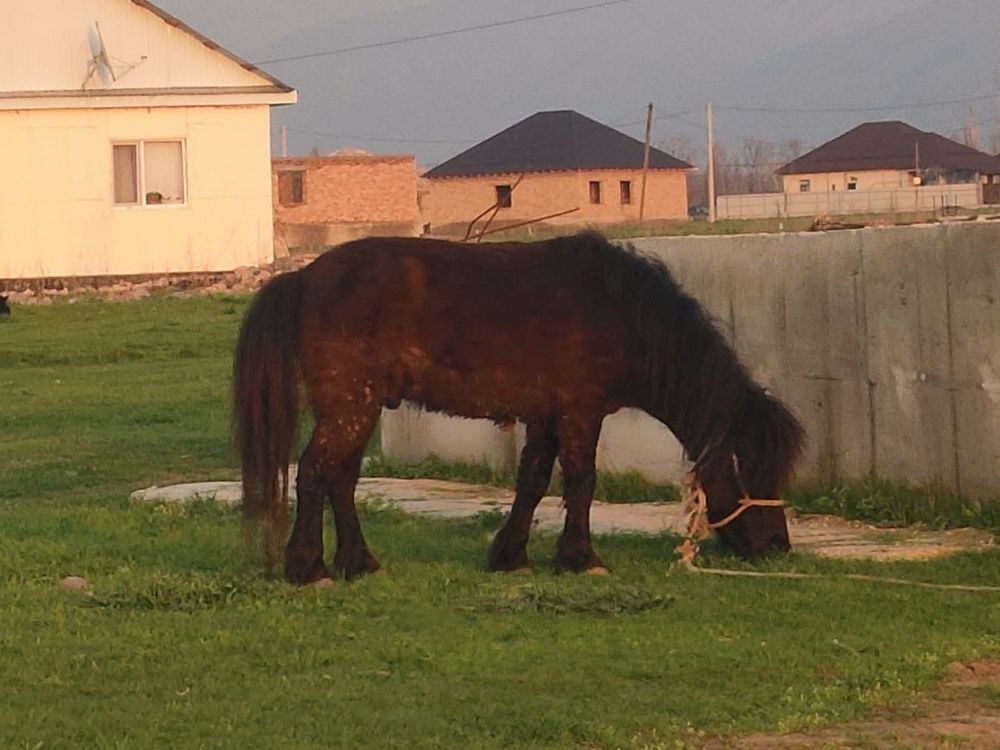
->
[[675, 463, 1000, 593]]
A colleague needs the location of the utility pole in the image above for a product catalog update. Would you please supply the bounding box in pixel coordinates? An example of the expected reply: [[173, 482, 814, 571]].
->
[[706, 101, 716, 223], [280, 125, 288, 158], [964, 105, 978, 149], [996, 0, 1000, 150], [638, 102, 653, 223]]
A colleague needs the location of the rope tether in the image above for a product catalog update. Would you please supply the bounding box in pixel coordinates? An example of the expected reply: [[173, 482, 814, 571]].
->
[[675, 458, 1000, 594]]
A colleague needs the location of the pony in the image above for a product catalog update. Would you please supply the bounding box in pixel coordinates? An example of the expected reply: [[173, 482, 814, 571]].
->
[[0, 295, 10, 316], [233, 232, 804, 584]]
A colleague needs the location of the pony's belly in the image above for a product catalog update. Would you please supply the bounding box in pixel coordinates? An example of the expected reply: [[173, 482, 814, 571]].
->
[[402, 367, 552, 422]]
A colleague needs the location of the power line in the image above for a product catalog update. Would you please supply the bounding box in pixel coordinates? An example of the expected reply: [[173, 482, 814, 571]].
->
[[715, 94, 997, 115], [254, 0, 642, 65]]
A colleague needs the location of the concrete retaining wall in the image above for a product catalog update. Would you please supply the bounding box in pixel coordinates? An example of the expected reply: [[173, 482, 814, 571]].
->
[[380, 222, 1000, 496]]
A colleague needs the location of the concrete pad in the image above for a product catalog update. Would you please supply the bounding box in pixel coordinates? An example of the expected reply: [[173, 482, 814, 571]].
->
[[130, 476, 994, 562]]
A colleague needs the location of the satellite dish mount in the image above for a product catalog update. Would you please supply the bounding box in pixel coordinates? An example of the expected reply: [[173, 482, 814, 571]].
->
[[82, 21, 145, 90]]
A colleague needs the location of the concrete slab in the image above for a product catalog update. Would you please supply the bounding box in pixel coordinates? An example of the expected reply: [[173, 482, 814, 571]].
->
[[130, 476, 994, 562]]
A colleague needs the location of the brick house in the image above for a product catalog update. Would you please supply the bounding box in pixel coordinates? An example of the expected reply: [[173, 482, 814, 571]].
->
[[420, 110, 692, 234], [778, 121, 1000, 198], [0, 0, 295, 280], [272, 151, 421, 252]]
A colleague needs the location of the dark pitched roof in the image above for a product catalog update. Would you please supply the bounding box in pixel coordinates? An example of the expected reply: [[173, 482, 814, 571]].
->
[[424, 110, 692, 178], [778, 121, 1000, 175]]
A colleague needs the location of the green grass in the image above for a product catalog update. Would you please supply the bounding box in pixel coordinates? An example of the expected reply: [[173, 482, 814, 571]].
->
[[2, 297, 1000, 749], [787, 478, 1000, 532]]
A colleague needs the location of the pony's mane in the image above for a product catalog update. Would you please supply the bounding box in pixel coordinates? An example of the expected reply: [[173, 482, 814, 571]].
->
[[563, 232, 804, 488]]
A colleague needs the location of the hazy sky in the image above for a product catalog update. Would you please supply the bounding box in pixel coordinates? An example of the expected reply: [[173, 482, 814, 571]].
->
[[154, 0, 1000, 168]]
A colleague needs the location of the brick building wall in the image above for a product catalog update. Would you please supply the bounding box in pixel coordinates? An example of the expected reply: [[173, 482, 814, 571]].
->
[[420, 169, 689, 233], [272, 154, 421, 250]]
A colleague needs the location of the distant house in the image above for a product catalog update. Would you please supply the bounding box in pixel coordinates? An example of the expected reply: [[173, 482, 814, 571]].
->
[[420, 110, 692, 234], [777, 121, 1000, 198], [272, 151, 421, 252], [0, 0, 295, 280]]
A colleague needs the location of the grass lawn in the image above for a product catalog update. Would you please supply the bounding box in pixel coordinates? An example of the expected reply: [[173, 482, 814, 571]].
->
[[1, 297, 999, 749]]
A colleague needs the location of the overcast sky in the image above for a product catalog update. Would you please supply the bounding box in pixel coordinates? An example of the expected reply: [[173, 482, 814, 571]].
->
[[155, 0, 1000, 168]]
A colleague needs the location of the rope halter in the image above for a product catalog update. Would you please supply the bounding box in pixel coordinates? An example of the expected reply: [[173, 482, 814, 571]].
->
[[675, 454, 785, 564]]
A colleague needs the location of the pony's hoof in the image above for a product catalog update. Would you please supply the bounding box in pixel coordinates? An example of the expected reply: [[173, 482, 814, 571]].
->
[[488, 534, 529, 573], [585, 566, 611, 576], [554, 546, 607, 575], [284, 558, 332, 586], [335, 548, 382, 581]]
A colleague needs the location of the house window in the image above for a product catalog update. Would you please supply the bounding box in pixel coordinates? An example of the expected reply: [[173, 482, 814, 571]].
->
[[589, 180, 602, 204], [620, 180, 632, 205], [798, 179, 811, 193], [494, 184, 512, 208], [113, 141, 186, 206], [847, 177, 858, 191], [278, 171, 305, 206]]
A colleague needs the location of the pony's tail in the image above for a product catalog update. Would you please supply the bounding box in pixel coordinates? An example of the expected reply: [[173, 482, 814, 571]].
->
[[232, 270, 304, 572], [733, 388, 806, 492]]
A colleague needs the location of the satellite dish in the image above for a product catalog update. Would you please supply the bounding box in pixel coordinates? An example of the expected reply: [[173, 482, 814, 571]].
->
[[82, 22, 117, 88]]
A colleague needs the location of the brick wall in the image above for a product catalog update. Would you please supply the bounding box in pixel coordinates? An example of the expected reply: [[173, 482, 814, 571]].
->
[[272, 155, 420, 226], [420, 169, 689, 232]]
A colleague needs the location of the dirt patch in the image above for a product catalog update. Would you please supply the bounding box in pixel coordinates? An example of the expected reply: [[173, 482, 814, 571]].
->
[[699, 661, 1000, 750]]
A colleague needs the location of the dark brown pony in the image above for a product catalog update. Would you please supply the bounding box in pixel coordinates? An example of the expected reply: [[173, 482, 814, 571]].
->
[[233, 232, 804, 584]]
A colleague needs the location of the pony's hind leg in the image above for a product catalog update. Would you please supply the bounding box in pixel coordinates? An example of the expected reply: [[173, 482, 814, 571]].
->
[[324, 410, 382, 580], [489, 420, 558, 572], [285, 411, 380, 584], [284, 431, 333, 585], [553, 414, 607, 574]]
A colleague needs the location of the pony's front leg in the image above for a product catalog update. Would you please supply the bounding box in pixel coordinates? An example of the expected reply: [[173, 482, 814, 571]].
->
[[489, 420, 558, 572], [284, 434, 332, 585], [553, 415, 607, 574]]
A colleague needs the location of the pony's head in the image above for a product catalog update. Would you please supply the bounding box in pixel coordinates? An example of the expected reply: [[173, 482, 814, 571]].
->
[[0, 295, 10, 316], [695, 450, 791, 558], [695, 390, 804, 558]]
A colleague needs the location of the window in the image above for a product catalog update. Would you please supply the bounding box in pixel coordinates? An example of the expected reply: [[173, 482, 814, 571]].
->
[[619, 180, 632, 205], [589, 180, 602, 204], [847, 177, 858, 191], [494, 184, 512, 208], [113, 141, 186, 206], [278, 171, 305, 206], [798, 179, 811, 193]]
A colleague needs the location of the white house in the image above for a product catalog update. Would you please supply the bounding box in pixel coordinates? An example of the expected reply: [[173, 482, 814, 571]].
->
[[0, 0, 296, 279]]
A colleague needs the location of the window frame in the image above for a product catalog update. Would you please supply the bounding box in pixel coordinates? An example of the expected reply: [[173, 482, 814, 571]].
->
[[112, 139, 188, 208], [494, 184, 512, 209], [798, 179, 811, 193], [278, 170, 306, 206], [619, 180, 632, 205], [589, 180, 602, 204]]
